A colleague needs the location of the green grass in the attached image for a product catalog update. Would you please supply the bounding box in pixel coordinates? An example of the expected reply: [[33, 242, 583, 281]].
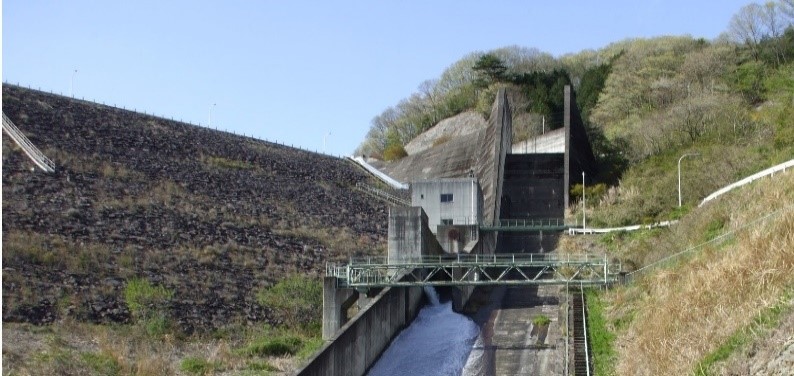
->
[[245, 360, 279, 372], [237, 334, 304, 357], [532, 315, 551, 327], [586, 289, 617, 376], [256, 275, 322, 333], [180, 356, 223, 375], [81, 352, 122, 376], [693, 289, 793, 375], [123, 278, 173, 321]]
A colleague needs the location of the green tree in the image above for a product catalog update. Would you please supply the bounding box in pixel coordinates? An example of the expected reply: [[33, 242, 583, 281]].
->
[[577, 62, 611, 122], [473, 53, 508, 87]]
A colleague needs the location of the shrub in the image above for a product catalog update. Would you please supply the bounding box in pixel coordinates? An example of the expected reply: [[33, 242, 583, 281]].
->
[[532, 315, 551, 327], [145, 314, 171, 337], [123, 278, 173, 321], [257, 275, 322, 332], [238, 335, 303, 357], [382, 144, 407, 161]]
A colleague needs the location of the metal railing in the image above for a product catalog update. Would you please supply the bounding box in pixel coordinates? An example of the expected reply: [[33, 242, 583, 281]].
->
[[480, 217, 573, 231], [2, 112, 55, 172], [353, 183, 410, 207], [699, 159, 794, 207], [327, 253, 621, 288]]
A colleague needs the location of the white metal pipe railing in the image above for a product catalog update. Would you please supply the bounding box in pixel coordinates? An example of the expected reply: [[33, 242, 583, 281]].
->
[[2, 112, 55, 173], [699, 159, 794, 207], [581, 285, 591, 376]]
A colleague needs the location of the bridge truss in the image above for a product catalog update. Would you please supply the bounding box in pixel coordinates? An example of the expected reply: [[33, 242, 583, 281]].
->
[[326, 253, 621, 289]]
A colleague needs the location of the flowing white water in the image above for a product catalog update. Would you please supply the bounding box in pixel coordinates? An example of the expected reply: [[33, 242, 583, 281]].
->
[[367, 287, 479, 376]]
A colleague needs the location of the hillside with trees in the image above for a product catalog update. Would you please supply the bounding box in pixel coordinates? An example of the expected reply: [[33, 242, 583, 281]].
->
[[359, 1, 794, 224]]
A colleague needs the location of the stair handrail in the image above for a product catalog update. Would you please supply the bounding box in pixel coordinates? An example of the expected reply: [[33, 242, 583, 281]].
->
[[2, 112, 55, 172], [354, 182, 410, 207]]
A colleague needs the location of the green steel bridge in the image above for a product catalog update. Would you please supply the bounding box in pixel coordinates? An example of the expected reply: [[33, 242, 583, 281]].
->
[[326, 253, 621, 289]]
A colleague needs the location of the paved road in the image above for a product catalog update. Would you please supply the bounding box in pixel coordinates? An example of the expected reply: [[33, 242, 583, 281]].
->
[[464, 284, 566, 375]]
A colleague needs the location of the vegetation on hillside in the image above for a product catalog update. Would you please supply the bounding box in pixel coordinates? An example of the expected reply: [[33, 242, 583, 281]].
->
[[589, 171, 794, 375]]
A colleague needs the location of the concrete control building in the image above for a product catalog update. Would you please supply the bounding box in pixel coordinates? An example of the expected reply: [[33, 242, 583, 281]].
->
[[410, 178, 482, 229], [410, 178, 483, 254]]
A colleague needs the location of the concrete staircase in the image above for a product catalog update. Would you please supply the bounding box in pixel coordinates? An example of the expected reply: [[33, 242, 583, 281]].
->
[[2, 112, 55, 172]]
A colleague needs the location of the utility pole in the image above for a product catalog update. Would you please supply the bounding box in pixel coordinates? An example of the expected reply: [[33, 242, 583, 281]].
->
[[208, 103, 216, 127], [323, 131, 332, 154], [70, 69, 78, 97], [582, 172, 586, 230]]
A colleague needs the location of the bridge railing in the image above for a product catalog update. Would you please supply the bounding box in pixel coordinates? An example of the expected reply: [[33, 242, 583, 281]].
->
[[326, 252, 622, 288], [493, 218, 571, 228], [333, 252, 605, 267]]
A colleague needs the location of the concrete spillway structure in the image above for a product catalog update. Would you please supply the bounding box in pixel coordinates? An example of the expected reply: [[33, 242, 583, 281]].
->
[[299, 90, 513, 376], [301, 86, 598, 375]]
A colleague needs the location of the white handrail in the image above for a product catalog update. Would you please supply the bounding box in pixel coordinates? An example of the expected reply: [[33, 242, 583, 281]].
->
[[699, 159, 794, 207], [348, 156, 408, 190], [2, 112, 55, 172]]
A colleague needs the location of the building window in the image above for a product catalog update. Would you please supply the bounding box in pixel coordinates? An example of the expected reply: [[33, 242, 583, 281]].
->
[[440, 193, 453, 203], [441, 219, 453, 225]]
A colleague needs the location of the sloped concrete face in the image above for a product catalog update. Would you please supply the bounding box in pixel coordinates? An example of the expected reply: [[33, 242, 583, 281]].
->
[[379, 131, 483, 182], [404, 111, 487, 155]]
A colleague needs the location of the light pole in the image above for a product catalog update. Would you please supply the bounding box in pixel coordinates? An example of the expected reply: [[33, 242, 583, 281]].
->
[[678, 153, 700, 207], [70, 69, 78, 97], [582, 171, 586, 229], [208, 103, 216, 127], [323, 131, 332, 154]]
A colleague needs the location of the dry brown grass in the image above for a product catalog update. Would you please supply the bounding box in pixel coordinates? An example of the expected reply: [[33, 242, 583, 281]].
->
[[1, 321, 306, 375], [603, 171, 794, 375]]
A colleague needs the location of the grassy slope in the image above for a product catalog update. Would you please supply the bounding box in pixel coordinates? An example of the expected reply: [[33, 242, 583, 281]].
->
[[595, 171, 794, 375]]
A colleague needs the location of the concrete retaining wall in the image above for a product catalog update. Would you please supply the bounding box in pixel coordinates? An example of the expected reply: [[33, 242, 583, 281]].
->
[[296, 285, 424, 376]]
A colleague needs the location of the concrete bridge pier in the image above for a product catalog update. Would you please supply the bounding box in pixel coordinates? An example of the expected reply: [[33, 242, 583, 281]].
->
[[322, 277, 358, 340]]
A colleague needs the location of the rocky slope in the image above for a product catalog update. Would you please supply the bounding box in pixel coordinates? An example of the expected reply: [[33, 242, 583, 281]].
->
[[2, 84, 389, 333]]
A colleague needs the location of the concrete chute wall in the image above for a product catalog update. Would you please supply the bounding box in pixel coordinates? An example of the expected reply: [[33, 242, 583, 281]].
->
[[474, 89, 513, 254], [563, 85, 597, 210], [298, 284, 424, 376]]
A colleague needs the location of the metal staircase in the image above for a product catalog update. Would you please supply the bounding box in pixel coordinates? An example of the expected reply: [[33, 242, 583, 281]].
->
[[2, 112, 55, 172]]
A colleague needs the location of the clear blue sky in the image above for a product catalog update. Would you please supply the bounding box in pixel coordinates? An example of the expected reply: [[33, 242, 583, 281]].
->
[[3, 1, 750, 156]]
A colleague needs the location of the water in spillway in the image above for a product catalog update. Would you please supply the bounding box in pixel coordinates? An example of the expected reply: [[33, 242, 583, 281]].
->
[[367, 286, 480, 376]]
